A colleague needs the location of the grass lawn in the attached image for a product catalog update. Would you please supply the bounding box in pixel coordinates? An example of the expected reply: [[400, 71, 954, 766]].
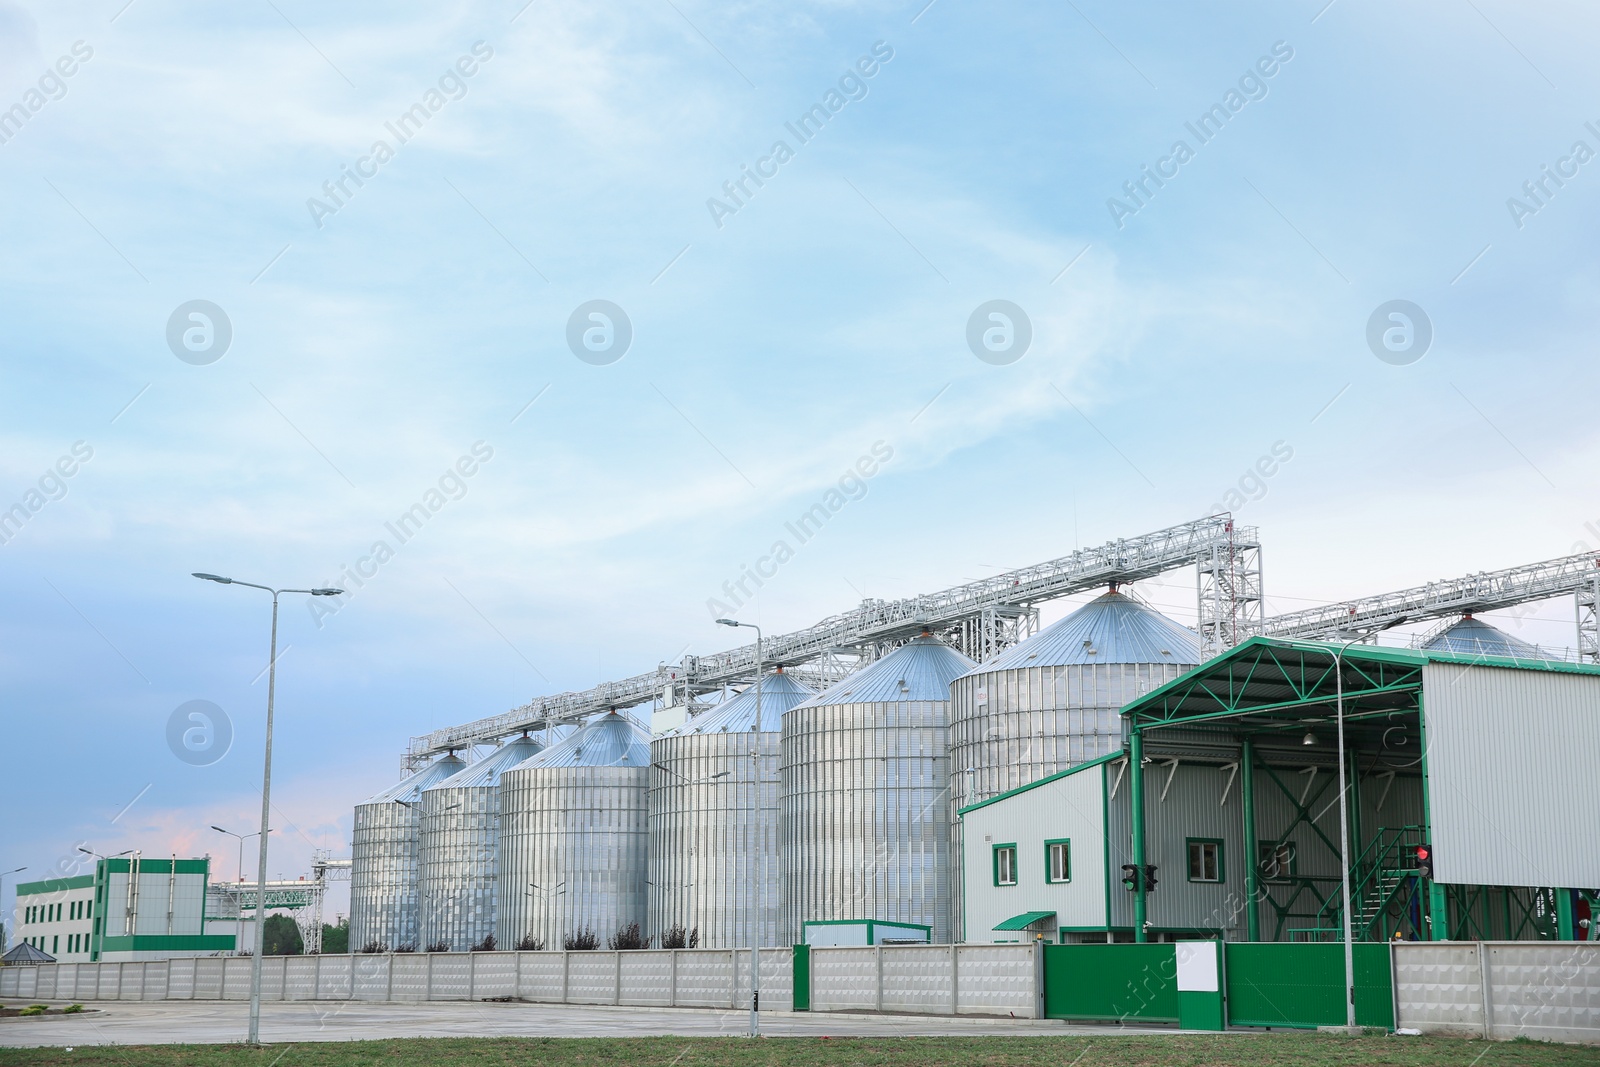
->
[[0, 1035, 1593, 1067]]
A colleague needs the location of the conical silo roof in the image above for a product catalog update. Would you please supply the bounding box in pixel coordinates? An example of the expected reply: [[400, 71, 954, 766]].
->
[[794, 634, 976, 708], [1423, 616, 1541, 658], [428, 735, 543, 791], [517, 711, 651, 768], [965, 590, 1199, 675], [670, 671, 815, 734], [361, 753, 466, 805]]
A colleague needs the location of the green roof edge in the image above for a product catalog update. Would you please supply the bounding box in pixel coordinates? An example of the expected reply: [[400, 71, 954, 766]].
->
[[958, 750, 1122, 817]]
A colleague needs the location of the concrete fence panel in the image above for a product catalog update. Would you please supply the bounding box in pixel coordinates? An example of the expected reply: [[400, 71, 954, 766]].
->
[[668, 950, 726, 1008], [144, 961, 170, 1001], [351, 955, 390, 1000], [95, 963, 120, 1002], [429, 954, 471, 1001], [619, 951, 672, 1007], [167, 958, 196, 1000], [390, 953, 429, 1002], [881, 946, 951, 1014], [954, 944, 1037, 1017], [471, 952, 516, 999], [318, 955, 353, 1000], [283, 956, 317, 1001], [811, 947, 879, 1013], [1394, 942, 1600, 1044], [222, 958, 253, 1001], [516, 952, 564, 1002], [565, 953, 618, 1005]]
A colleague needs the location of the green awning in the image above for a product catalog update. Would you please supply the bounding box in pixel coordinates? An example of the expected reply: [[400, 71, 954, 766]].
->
[[993, 910, 1055, 931]]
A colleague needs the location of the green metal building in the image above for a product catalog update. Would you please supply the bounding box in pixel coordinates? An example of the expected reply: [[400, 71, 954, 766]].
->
[[14, 856, 234, 962], [960, 638, 1600, 945]]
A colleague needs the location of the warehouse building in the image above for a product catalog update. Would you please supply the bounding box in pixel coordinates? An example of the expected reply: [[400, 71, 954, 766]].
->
[[14, 855, 234, 962], [960, 637, 1600, 945]]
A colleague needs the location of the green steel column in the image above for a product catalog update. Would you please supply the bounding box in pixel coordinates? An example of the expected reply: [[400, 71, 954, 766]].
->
[[1428, 882, 1450, 940], [1347, 747, 1363, 862], [1556, 889, 1575, 941], [1240, 738, 1260, 942], [1131, 729, 1147, 943]]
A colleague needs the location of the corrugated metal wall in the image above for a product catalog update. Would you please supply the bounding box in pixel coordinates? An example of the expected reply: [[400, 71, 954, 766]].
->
[[1421, 663, 1600, 888]]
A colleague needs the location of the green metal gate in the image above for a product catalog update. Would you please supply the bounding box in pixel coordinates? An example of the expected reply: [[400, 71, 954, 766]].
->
[[1042, 944, 1178, 1023], [1224, 943, 1394, 1029]]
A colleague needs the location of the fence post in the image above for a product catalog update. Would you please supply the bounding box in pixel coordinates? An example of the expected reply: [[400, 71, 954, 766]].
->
[[875, 946, 884, 1013], [469, 952, 476, 1002], [427, 951, 435, 1001], [949, 944, 959, 1016], [1478, 942, 1493, 1040], [614, 951, 621, 1006], [1033, 941, 1046, 1019], [385, 954, 394, 1002], [515, 950, 522, 1002], [669, 949, 678, 1008], [561, 951, 570, 1004]]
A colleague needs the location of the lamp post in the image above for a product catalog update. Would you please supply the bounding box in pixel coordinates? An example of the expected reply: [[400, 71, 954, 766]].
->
[[1333, 634, 1363, 1032], [1, 867, 25, 951], [715, 617, 762, 1038], [193, 573, 343, 1046], [211, 826, 273, 883]]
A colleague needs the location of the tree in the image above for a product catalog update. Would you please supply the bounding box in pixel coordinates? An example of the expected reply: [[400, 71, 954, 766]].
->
[[261, 914, 303, 956], [321, 919, 349, 955]]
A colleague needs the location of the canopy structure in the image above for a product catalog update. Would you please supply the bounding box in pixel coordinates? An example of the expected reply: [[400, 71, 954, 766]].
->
[[1116, 637, 1600, 944], [994, 910, 1056, 931], [2, 942, 55, 965]]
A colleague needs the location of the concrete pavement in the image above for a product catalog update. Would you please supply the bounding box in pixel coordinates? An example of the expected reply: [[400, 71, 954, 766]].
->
[[0, 999, 1187, 1047]]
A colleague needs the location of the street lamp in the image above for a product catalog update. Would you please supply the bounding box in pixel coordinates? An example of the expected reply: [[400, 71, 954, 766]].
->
[[211, 826, 274, 883], [193, 572, 343, 1046], [715, 617, 762, 1038], [1333, 634, 1363, 1033]]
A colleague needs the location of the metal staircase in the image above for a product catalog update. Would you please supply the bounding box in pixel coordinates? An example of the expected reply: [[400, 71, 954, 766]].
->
[[1290, 826, 1425, 943]]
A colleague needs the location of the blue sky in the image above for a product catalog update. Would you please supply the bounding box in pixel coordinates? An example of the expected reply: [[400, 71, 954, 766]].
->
[[3, 0, 1598, 923]]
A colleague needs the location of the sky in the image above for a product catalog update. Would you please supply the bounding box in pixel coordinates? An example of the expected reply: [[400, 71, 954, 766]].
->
[[3, 0, 1599, 930]]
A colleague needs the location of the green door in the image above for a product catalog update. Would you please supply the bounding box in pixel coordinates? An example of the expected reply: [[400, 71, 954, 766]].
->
[[1042, 944, 1179, 1023], [1224, 943, 1394, 1029]]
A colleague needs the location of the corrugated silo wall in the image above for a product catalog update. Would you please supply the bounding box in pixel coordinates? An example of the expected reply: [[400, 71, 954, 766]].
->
[[348, 799, 423, 952], [647, 730, 781, 948], [781, 698, 952, 944], [497, 765, 648, 950], [417, 784, 502, 951], [946, 661, 1187, 938]]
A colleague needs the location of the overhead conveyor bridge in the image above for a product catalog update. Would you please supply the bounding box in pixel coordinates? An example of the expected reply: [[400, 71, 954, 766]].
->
[[404, 515, 1263, 767]]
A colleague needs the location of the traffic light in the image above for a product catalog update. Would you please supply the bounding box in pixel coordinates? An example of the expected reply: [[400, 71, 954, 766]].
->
[[1121, 864, 1139, 891], [1416, 843, 1434, 880], [1143, 864, 1158, 892]]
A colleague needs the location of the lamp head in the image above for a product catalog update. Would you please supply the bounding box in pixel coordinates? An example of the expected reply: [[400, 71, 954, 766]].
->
[[311, 588, 344, 596], [715, 618, 738, 627], [1302, 731, 1317, 746], [193, 573, 232, 584]]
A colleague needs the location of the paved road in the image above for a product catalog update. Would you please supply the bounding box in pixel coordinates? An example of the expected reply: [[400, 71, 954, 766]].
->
[[0, 1000, 1191, 1047]]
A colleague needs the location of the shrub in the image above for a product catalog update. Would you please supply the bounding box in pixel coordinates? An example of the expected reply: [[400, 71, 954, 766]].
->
[[425, 940, 450, 953], [471, 934, 496, 952], [608, 923, 646, 950], [63, 1004, 84, 1014], [20, 1006, 47, 1017], [358, 940, 387, 954], [659, 924, 689, 949], [689, 927, 700, 949], [564, 928, 598, 951], [393, 943, 416, 953], [515, 934, 546, 951]]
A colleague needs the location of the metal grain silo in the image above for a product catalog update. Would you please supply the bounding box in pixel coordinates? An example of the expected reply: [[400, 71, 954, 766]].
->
[[416, 735, 542, 952], [947, 588, 1199, 933], [649, 669, 815, 949], [349, 753, 464, 952], [497, 711, 651, 951], [781, 634, 976, 945], [1422, 615, 1542, 657]]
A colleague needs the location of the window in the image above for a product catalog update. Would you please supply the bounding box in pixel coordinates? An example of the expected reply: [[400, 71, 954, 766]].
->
[[1045, 839, 1071, 883], [993, 843, 1018, 886], [1258, 841, 1296, 882], [1187, 839, 1224, 883], [52, 935, 58, 954]]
